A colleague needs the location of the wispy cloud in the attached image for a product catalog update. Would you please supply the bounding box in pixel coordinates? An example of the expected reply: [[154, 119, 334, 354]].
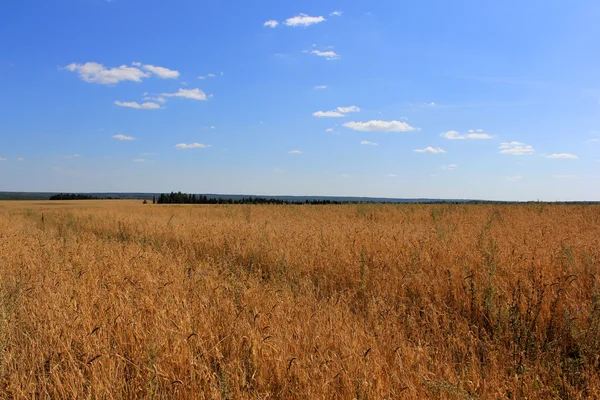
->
[[64, 62, 150, 84], [441, 129, 493, 140], [0, 157, 7, 161], [553, 174, 579, 180], [132, 159, 145, 162], [264, 20, 279, 28], [60, 154, 82, 159], [336, 106, 359, 113], [313, 111, 344, 117], [17, 158, 24, 161], [114, 101, 160, 109], [313, 106, 360, 118], [113, 134, 134, 141], [414, 146, 446, 154], [141, 64, 180, 79], [143, 96, 166, 103], [360, 140, 378, 146], [325, 128, 334, 133], [545, 153, 578, 159], [285, 14, 326, 27], [330, 10, 343, 16], [499, 142, 534, 155], [506, 175, 523, 182], [441, 164, 458, 170], [311, 50, 339, 60], [314, 85, 327, 89], [163, 88, 210, 100], [384, 173, 398, 177], [64, 62, 179, 84], [343, 120, 419, 132], [175, 143, 211, 149], [288, 149, 303, 154]]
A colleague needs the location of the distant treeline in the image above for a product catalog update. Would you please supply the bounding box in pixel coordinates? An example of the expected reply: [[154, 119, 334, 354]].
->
[[49, 193, 118, 200], [155, 192, 344, 205]]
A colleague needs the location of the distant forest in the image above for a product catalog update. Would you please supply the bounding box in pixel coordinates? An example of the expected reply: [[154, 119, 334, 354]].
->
[[155, 192, 343, 205], [49, 193, 118, 200]]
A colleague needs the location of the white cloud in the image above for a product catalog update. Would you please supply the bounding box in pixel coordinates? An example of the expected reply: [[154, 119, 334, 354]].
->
[[414, 146, 446, 154], [285, 14, 326, 27], [441, 164, 458, 170], [143, 96, 166, 103], [553, 174, 579, 180], [499, 142, 534, 155], [343, 120, 419, 132], [163, 88, 209, 100], [325, 128, 334, 133], [288, 150, 303, 154], [207, 73, 215, 78], [65, 62, 150, 85], [315, 85, 327, 89], [142, 64, 180, 79], [336, 106, 360, 113], [175, 143, 210, 149], [506, 175, 523, 182], [440, 130, 493, 140], [545, 153, 579, 159], [132, 62, 142, 67], [198, 76, 206, 79], [586, 138, 600, 143], [361, 140, 378, 146], [384, 173, 398, 177], [313, 105, 359, 118], [264, 20, 279, 28], [313, 110, 345, 117], [114, 101, 160, 109], [330, 10, 343, 16], [17, 158, 24, 161], [113, 134, 134, 141], [311, 50, 339, 60], [0, 158, 7, 161]]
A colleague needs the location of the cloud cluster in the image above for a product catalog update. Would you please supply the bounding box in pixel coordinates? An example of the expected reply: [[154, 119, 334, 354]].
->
[[175, 143, 211, 149], [311, 49, 339, 60], [65, 62, 179, 85], [264, 13, 328, 29], [545, 153, 578, 159], [343, 120, 418, 132], [114, 101, 161, 109], [441, 129, 493, 140], [113, 134, 134, 141], [414, 146, 446, 154], [499, 142, 534, 155], [313, 106, 360, 118], [285, 14, 326, 27], [163, 88, 210, 100]]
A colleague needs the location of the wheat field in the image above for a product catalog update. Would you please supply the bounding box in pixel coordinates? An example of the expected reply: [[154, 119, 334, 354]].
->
[[0, 201, 599, 398]]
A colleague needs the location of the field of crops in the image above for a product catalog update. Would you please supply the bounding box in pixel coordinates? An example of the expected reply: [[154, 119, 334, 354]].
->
[[0, 201, 599, 398]]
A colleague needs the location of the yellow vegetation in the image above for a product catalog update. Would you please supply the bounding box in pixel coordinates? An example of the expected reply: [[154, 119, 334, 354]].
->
[[0, 201, 599, 398]]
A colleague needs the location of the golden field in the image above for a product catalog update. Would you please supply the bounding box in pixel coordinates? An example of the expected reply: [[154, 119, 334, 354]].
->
[[0, 200, 599, 399]]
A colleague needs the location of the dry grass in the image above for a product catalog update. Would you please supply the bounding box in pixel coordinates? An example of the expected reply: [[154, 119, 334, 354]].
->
[[0, 200, 599, 398]]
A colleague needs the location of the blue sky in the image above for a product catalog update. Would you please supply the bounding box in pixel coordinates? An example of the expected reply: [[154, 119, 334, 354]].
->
[[1, 0, 599, 200]]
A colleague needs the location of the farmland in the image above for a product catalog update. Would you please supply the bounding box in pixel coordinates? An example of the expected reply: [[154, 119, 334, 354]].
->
[[0, 201, 599, 398]]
